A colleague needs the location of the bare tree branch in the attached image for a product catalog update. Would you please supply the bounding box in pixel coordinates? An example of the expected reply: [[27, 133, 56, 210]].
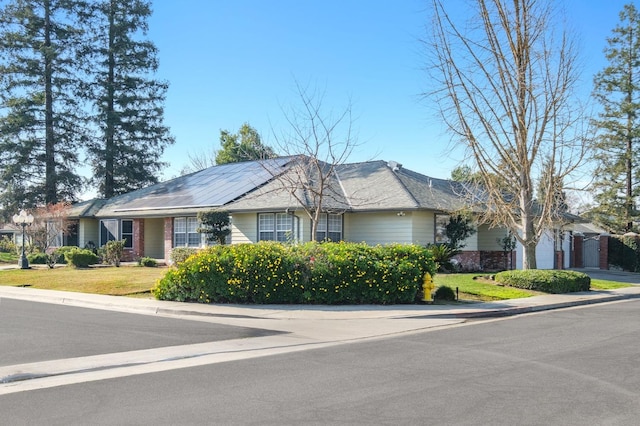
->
[[424, 0, 590, 269], [269, 81, 361, 240]]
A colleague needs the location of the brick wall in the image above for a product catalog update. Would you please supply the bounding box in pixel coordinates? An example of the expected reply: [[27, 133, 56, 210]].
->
[[452, 251, 515, 272], [573, 235, 583, 268], [599, 235, 609, 270], [452, 251, 480, 271], [134, 218, 144, 258], [555, 250, 564, 270]]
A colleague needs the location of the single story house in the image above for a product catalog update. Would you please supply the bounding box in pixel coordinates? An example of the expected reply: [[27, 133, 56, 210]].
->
[[59, 157, 580, 270], [0, 223, 19, 245]]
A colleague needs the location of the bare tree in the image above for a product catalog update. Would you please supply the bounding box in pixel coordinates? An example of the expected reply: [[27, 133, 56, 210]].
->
[[425, 0, 589, 269], [30, 203, 73, 267], [270, 81, 359, 241]]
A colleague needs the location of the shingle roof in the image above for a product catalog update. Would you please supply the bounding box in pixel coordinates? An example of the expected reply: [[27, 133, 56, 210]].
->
[[81, 157, 465, 218], [336, 161, 464, 212], [90, 158, 291, 217]]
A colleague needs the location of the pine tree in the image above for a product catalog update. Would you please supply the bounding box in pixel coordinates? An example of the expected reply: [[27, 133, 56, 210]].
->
[[215, 123, 276, 165], [0, 0, 86, 217], [591, 3, 640, 233], [82, 0, 173, 198]]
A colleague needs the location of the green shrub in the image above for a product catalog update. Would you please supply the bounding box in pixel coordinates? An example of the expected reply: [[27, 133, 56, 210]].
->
[[27, 252, 49, 264], [495, 270, 590, 293], [153, 242, 437, 305], [138, 257, 158, 267], [0, 235, 16, 253], [434, 285, 456, 301], [609, 235, 640, 272], [427, 243, 459, 272], [104, 240, 125, 266], [170, 247, 199, 265], [64, 248, 99, 268], [54, 246, 77, 264]]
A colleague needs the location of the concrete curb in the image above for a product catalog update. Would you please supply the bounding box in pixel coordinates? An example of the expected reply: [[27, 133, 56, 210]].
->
[[409, 292, 640, 319]]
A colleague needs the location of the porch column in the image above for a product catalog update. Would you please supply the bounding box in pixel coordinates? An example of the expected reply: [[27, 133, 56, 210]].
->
[[164, 217, 173, 264], [599, 235, 609, 270], [573, 235, 583, 268], [134, 218, 144, 258]]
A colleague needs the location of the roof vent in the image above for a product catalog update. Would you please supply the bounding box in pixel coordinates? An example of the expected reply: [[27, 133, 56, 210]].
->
[[387, 161, 402, 172]]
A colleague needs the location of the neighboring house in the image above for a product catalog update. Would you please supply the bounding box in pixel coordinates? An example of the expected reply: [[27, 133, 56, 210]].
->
[[0, 223, 19, 245], [58, 157, 581, 270], [567, 222, 609, 269]]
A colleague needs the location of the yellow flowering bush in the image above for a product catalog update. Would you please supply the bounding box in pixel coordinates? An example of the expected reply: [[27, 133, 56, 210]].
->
[[152, 242, 436, 304]]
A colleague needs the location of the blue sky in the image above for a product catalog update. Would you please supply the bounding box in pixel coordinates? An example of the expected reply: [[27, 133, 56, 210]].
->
[[147, 0, 630, 181]]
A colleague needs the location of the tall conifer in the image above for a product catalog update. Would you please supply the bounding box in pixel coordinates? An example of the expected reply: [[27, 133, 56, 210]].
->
[[0, 0, 86, 216], [591, 4, 640, 232], [82, 0, 173, 198]]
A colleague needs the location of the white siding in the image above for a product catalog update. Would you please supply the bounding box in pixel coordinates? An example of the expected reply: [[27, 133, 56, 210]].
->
[[230, 213, 256, 243], [297, 213, 311, 242], [462, 228, 479, 251], [144, 218, 164, 258], [79, 218, 98, 248], [344, 212, 412, 245], [411, 211, 434, 245], [515, 230, 555, 269], [562, 231, 571, 269], [477, 225, 508, 251]]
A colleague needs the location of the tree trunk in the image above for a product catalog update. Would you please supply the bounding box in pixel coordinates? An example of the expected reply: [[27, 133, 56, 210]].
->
[[44, 0, 57, 204], [522, 240, 537, 270], [104, 0, 117, 199]]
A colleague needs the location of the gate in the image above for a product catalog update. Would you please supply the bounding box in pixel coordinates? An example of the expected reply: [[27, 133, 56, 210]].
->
[[583, 237, 600, 268]]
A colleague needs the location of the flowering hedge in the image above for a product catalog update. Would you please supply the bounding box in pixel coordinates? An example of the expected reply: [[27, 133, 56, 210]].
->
[[152, 242, 436, 304]]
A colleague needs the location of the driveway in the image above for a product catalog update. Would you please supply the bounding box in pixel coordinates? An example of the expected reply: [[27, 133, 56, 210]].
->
[[573, 268, 640, 284]]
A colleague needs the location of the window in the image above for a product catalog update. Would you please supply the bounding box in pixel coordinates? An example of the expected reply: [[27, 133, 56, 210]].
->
[[100, 219, 133, 248], [121, 220, 133, 249], [259, 214, 274, 241], [100, 219, 118, 246], [46, 220, 63, 248], [259, 213, 293, 242], [174, 217, 201, 248], [435, 214, 450, 244], [316, 214, 342, 241]]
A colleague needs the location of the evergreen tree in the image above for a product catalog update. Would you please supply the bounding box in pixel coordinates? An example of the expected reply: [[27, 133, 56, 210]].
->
[[591, 3, 640, 233], [82, 0, 173, 198], [0, 0, 86, 216], [215, 123, 276, 165]]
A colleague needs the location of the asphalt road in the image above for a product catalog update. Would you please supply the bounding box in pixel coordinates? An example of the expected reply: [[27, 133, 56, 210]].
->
[[0, 298, 281, 366], [3, 298, 640, 425]]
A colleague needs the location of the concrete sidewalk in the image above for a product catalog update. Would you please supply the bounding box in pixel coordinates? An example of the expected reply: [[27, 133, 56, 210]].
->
[[1, 283, 639, 321]]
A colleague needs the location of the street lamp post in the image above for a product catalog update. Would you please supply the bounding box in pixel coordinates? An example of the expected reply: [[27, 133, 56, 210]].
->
[[12, 209, 34, 269]]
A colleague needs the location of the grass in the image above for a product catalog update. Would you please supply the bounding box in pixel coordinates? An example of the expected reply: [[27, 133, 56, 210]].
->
[[589, 279, 631, 290], [0, 264, 633, 301], [433, 272, 632, 301], [0, 265, 166, 296], [434, 273, 537, 301]]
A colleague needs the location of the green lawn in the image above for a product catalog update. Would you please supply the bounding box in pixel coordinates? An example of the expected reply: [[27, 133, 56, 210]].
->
[[589, 279, 631, 290], [433, 272, 632, 301], [0, 265, 166, 296], [434, 273, 537, 301], [0, 265, 632, 301]]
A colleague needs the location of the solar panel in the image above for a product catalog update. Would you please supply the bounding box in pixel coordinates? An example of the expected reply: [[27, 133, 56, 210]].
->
[[106, 158, 290, 212]]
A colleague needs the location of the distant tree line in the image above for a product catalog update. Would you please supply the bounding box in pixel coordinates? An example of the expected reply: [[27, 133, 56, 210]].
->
[[0, 0, 173, 221]]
